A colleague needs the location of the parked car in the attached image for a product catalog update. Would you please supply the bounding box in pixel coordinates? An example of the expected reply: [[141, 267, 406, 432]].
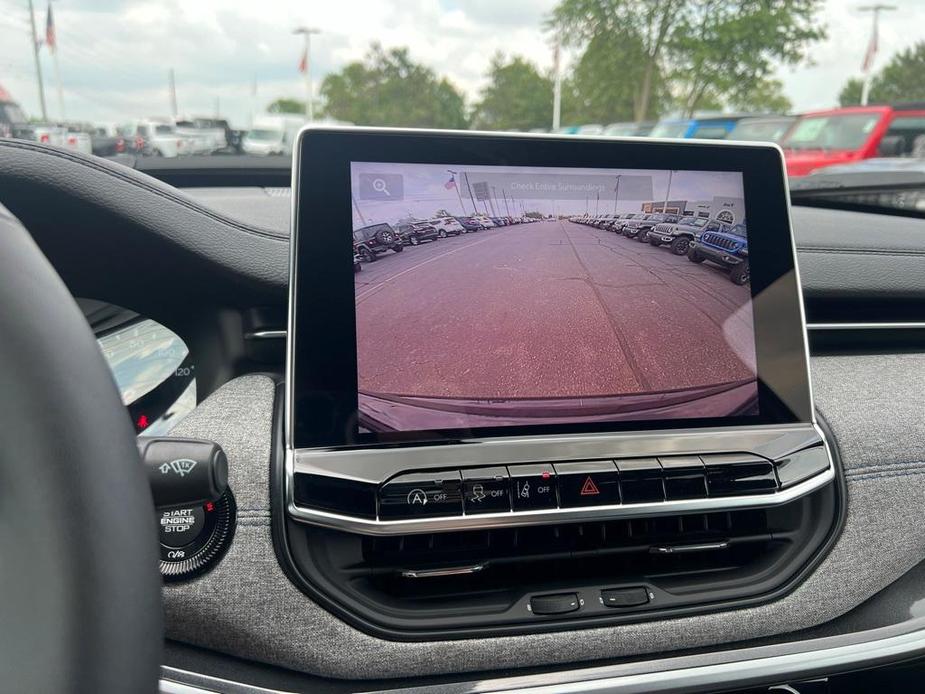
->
[[429, 216, 465, 236], [619, 213, 655, 237], [352, 223, 404, 262], [453, 216, 482, 232], [782, 104, 925, 177], [687, 222, 749, 285], [603, 121, 656, 137], [353, 253, 362, 273], [125, 120, 187, 158], [473, 215, 496, 228], [727, 116, 797, 143], [633, 213, 681, 242], [397, 221, 440, 245], [649, 114, 764, 140], [648, 215, 715, 254], [242, 115, 305, 156], [0, 90, 35, 141]]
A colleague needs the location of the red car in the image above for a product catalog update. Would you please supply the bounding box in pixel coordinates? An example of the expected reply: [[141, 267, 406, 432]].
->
[[783, 104, 925, 177]]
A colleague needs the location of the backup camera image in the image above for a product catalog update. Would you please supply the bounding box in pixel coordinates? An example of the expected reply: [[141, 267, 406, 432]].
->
[[351, 161, 757, 434]]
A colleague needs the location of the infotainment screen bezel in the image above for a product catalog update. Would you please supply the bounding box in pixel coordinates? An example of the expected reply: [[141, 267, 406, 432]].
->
[[288, 127, 813, 451]]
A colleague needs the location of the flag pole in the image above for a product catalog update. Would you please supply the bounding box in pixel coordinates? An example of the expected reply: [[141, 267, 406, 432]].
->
[[858, 4, 896, 106], [52, 49, 64, 120], [27, 0, 48, 121], [447, 170, 466, 215]]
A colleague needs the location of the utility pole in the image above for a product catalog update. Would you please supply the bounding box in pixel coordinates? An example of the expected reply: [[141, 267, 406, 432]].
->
[[551, 33, 562, 131], [294, 26, 321, 120], [462, 171, 477, 215], [613, 175, 621, 214], [502, 190, 511, 217], [858, 4, 896, 106], [489, 186, 499, 216], [168, 68, 178, 118], [352, 197, 367, 226], [447, 170, 467, 215], [250, 74, 257, 128], [27, 0, 47, 121], [663, 170, 674, 212]]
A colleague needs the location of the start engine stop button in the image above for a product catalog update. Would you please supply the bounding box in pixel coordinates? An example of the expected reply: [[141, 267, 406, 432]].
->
[[159, 506, 206, 548]]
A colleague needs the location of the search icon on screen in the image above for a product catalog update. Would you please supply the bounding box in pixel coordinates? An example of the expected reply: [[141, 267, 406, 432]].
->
[[358, 173, 404, 201]]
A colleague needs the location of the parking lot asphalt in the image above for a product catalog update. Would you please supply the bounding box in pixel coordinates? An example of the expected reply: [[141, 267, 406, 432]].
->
[[355, 220, 755, 399]]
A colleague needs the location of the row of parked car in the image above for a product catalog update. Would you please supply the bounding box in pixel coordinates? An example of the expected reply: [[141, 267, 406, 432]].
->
[[352, 214, 538, 270], [569, 212, 749, 285]]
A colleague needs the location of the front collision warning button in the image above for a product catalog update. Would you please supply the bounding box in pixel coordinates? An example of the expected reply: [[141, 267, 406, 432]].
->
[[530, 593, 580, 615]]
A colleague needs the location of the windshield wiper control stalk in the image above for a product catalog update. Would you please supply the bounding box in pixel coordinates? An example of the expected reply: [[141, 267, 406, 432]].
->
[[137, 437, 229, 510]]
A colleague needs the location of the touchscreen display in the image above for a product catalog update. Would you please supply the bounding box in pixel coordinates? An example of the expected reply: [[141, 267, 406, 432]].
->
[[349, 161, 758, 436]]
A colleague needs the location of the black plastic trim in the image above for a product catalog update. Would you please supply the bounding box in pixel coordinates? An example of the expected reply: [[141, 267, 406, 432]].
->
[[272, 381, 847, 641]]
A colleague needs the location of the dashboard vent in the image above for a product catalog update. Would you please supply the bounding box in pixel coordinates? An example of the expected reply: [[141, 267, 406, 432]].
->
[[289, 483, 838, 636]]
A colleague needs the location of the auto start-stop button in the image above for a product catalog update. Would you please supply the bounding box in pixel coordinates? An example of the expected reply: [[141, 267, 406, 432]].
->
[[159, 506, 206, 548]]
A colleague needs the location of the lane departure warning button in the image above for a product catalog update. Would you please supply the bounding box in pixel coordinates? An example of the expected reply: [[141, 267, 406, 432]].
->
[[554, 460, 620, 507], [462, 467, 511, 514]]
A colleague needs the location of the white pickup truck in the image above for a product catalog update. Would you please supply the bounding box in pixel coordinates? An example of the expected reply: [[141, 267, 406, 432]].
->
[[123, 120, 188, 158]]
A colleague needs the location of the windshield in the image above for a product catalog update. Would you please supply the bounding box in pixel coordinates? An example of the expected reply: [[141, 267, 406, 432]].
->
[[782, 113, 881, 151], [1, 2, 922, 205]]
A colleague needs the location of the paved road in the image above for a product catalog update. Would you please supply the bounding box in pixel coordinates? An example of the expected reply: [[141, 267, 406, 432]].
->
[[355, 220, 755, 399]]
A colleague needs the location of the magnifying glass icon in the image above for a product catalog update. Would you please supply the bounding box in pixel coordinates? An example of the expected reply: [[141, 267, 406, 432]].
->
[[372, 178, 390, 196]]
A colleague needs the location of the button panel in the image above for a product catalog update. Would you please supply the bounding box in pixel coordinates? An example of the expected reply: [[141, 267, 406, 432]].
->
[[370, 450, 829, 521], [508, 464, 558, 510], [461, 467, 511, 514], [555, 460, 620, 507], [378, 471, 463, 519]]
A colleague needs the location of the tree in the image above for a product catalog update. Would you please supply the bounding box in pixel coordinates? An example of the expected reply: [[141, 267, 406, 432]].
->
[[320, 44, 468, 129], [669, 1, 824, 117], [729, 78, 792, 114], [549, 0, 824, 120], [550, 0, 682, 122], [267, 98, 306, 114], [560, 31, 672, 124], [839, 42, 925, 106], [471, 55, 553, 131], [838, 78, 864, 107]]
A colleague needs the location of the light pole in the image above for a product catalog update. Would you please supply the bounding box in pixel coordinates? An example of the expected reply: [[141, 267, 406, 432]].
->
[[551, 33, 562, 131], [858, 4, 896, 106], [294, 26, 321, 120]]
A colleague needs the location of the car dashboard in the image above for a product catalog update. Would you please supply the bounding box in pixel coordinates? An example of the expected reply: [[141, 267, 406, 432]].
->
[[4, 138, 925, 693]]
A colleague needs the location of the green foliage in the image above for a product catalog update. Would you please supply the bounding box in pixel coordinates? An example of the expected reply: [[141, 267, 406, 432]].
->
[[840, 42, 925, 106], [670, 0, 824, 117], [729, 78, 793, 114], [471, 55, 552, 131], [267, 98, 305, 114], [560, 32, 671, 124], [320, 44, 468, 129], [838, 77, 864, 107], [549, 0, 823, 120]]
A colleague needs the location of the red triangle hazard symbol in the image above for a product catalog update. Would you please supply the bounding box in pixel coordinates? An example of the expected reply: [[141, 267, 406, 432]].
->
[[580, 476, 600, 495]]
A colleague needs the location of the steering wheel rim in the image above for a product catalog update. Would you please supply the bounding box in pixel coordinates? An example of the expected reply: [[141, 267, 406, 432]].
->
[[0, 203, 162, 692]]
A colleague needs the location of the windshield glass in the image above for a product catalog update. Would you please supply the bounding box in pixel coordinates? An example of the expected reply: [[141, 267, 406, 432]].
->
[[782, 113, 880, 151], [1, 2, 923, 203]]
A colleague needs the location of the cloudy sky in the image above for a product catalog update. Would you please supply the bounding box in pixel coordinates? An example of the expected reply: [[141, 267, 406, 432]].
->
[[1, 0, 923, 128]]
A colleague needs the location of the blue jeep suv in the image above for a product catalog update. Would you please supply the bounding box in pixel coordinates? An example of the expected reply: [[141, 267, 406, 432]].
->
[[687, 222, 749, 285]]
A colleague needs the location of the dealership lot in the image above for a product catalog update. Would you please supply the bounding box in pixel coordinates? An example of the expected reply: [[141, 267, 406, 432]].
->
[[355, 219, 755, 399]]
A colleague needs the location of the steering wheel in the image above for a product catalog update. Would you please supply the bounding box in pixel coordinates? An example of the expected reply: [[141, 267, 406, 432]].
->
[[0, 203, 162, 692]]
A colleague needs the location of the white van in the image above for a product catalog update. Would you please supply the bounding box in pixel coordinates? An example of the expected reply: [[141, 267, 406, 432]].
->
[[242, 116, 305, 156]]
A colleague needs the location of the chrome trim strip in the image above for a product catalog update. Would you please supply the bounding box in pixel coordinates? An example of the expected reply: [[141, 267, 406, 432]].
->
[[287, 464, 833, 536], [160, 618, 925, 693], [244, 329, 286, 340], [650, 541, 729, 554], [401, 563, 485, 578], [808, 321, 925, 331]]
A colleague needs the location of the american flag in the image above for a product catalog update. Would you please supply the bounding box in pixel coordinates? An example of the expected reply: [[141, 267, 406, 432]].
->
[[45, 2, 56, 53], [445, 174, 457, 190], [298, 48, 308, 74]]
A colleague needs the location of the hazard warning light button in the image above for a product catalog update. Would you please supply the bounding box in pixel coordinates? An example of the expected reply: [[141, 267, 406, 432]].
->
[[553, 461, 620, 508]]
